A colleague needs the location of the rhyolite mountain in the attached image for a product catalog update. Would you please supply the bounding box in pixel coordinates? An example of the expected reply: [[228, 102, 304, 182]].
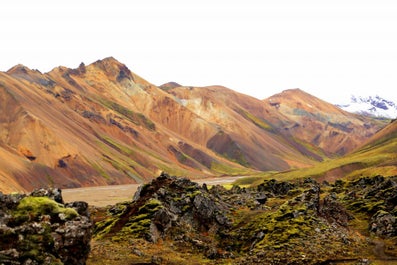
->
[[249, 119, 397, 184], [0, 58, 387, 192], [263, 89, 387, 156]]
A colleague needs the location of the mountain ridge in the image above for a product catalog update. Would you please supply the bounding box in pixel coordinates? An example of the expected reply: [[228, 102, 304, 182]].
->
[[0, 57, 388, 192]]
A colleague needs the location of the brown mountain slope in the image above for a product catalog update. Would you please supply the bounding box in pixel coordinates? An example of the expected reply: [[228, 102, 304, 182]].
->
[[0, 59, 253, 192], [166, 86, 325, 170], [0, 58, 387, 192], [263, 88, 385, 155], [250, 119, 397, 184]]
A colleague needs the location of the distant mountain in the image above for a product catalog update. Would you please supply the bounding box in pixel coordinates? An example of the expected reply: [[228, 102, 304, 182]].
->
[[263, 89, 386, 156], [0, 58, 388, 192], [337, 95, 397, 119], [256, 119, 397, 183]]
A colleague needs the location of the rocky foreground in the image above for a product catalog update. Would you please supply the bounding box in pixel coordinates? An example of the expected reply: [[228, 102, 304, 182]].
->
[[0, 189, 91, 265], [91, 173, 397, 264], [1, 173, 397, 264]]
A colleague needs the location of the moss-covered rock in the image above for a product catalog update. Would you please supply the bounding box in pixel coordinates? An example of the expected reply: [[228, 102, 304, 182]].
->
[[11, 196, 78, 225], [94, 173, 233, 244], [0, 188, 91, 265]]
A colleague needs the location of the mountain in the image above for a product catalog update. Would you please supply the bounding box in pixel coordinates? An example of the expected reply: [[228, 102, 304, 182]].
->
[[263, 89, 386, 155], [250, 119, 397, 183], [337, 95, 397, 118], [0, 58, 387, 192]]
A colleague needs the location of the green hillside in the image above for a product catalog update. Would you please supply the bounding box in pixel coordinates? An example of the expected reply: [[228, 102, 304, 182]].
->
[[239, 120, 397, 186]]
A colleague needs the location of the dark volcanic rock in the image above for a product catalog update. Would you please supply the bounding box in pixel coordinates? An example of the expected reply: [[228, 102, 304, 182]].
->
[[0, 189, 92, 265], [93, 174, 397, 265], [97, 173, 233, 244], [370, 210, 397, 238], [257, 179, 295, 197], [320, 193, 352, 226], [30, 188, 64, 203]]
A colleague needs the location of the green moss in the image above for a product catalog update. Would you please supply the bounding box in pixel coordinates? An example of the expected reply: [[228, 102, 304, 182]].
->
[[99, 199, 164, 239], [121, 218, 152, 237], [186, 190, 201, 198], [182, 205, 192, 212], [225, 195, 316, 253], [347, 200, 385, 214], [17, 223, 62, 264], [13, 196, 78, 223], [138, 199, 163, 214], [94, 218, 119, 239]]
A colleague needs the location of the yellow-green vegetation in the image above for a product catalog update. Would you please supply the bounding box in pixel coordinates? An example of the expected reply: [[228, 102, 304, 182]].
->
[[236, 123, 397, 186], [13, 196, 78, 224], [100, 135, 136, 156], [237, 108, 274, 131], [246, 149, 396, 186], [210, 161, 255, 175], [95, 199, 164, 241], [89, 161, 112, 180], [119, 199, 162, 237], [292, 137, 329, 159], [90, 173, 397, 264], [97, 134, 199, 179], [96, 136, 145, 179], [233, 175, 264, 186], [97, 97, 155, 130], [229, 203, 315, 252], [218, 184, 250, 190]]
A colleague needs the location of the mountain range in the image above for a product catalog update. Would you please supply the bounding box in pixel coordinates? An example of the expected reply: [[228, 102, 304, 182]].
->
[[0, 57, 390, 192]]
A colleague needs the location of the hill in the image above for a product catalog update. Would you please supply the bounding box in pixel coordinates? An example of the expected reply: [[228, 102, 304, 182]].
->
[[245, 119, 397, 185]]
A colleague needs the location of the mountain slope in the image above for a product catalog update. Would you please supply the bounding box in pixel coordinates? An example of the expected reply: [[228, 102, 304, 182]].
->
[[249, 119, 397, 184], [166, 86, 335, 170], [0, 58, 387, 192], [263, 89, 385, 155]]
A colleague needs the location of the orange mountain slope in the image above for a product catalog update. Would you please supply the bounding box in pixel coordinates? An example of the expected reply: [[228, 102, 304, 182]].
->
[[263, 88, 385, 155], [0, 58, 387, 192]]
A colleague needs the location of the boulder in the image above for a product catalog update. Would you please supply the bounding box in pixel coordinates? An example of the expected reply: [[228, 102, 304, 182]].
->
[[0, 189, 92, 265], [370, 210, 397, 238]]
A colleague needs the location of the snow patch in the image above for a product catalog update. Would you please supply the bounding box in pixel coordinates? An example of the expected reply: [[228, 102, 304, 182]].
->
[[336, 95, 397, 118]]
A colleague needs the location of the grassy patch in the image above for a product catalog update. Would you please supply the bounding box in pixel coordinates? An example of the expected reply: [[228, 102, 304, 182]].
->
[[210, 162, 255, 176], [233, 175, 264, 186]]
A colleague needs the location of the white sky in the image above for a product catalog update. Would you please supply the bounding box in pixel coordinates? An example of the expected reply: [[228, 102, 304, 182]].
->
[[1, 0, 397, 104]]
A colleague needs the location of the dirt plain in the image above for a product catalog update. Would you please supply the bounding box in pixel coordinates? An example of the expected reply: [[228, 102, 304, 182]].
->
[[62, 176, 243, 207]]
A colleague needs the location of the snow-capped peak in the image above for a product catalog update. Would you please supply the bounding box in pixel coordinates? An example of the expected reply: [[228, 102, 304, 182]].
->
[[337, 95, 397, 118]]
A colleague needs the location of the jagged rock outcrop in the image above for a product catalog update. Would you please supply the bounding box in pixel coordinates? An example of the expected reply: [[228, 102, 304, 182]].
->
[[95, 174, 395, 264], [0, 188, 91, 265], [370, 210, 397, 238], [95, 173, 232, 248]]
